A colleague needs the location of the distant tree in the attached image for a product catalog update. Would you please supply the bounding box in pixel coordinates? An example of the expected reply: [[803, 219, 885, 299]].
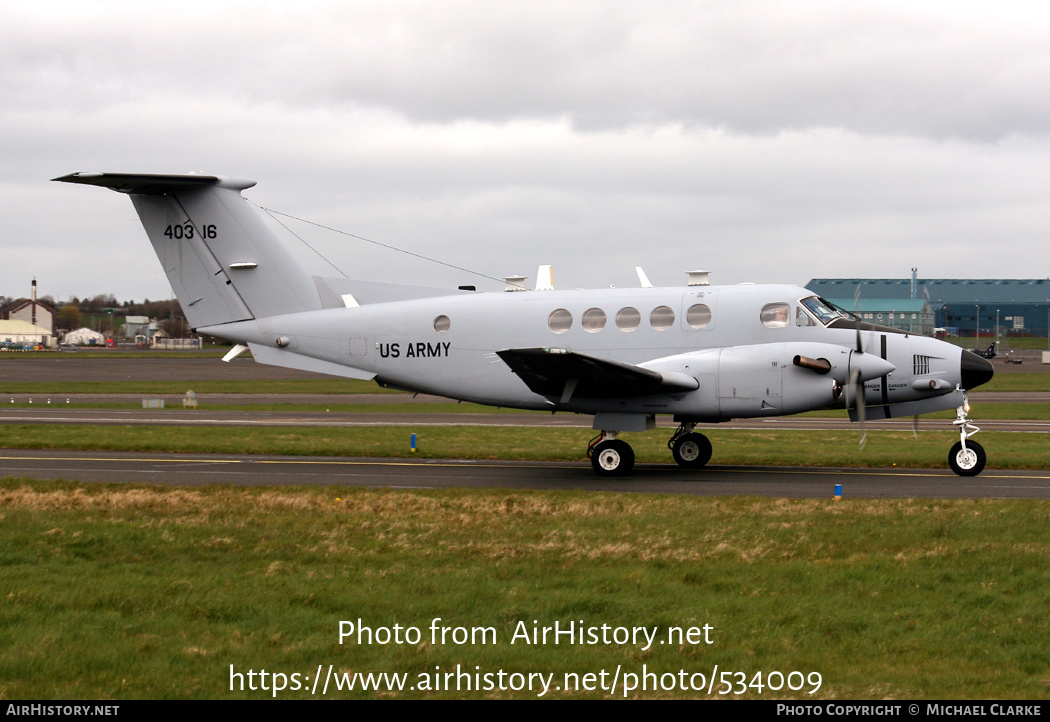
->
[[82, 294, 118, 313], [55, 305, 81, 331]]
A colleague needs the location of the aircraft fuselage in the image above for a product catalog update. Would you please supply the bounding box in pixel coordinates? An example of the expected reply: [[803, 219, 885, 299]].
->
[[201, 282, 976, 422]]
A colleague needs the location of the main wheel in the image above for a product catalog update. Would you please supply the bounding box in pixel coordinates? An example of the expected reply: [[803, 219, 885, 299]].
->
[[948, 440, 985, 477], [671, 432, 712, 469], [590, 439, 635, 476]]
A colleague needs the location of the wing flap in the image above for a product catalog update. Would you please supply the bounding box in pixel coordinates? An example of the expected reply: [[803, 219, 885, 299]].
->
[[496, 348, 697, 399]]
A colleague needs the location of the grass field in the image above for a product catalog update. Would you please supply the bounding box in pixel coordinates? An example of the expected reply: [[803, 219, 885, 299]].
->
[[2, 481, 1048, 700], [3, 355, 1048, 700]]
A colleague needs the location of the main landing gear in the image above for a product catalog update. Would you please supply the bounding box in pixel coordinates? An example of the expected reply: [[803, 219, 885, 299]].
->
[[949, 397, 985, 477], [668, 423, 713, 469], [587, 423, 712, 476]]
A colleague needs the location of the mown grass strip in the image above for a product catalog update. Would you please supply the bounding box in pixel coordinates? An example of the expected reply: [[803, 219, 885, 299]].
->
[[1, 481, 1047, 699], [0, 424, 1046, 469], [0, 379, 400, 395], [979, 373, 1050, 392]]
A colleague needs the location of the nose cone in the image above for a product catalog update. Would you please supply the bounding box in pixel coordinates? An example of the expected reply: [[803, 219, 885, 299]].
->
[[850, 351, 896, 382], [961, 349, 994, 389]]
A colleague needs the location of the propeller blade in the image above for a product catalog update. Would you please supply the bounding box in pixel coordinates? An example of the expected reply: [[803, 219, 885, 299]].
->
[[856, 372, 867, 450], [847, 361, 867, 450]]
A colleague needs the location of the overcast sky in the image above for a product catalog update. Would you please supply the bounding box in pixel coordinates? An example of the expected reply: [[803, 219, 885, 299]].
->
[[3, 1, 1050, 304]]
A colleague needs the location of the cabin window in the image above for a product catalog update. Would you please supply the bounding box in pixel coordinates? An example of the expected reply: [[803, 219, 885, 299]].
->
[[433, 315, 450, 333], [761, 303, 790, 328], [616, 307, 641, 332], [686, 304, 712, 329], [650, 305, 675, 331], [547, 308, 573, 334], [581, 308, 607, 333]]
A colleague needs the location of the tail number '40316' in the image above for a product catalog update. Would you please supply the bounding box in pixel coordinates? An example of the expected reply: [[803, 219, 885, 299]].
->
[[164, 224, 217, 239]]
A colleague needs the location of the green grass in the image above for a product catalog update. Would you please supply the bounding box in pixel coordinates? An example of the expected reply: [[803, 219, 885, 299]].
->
[[4, 401, 526, 414], [0, 379, 399, 395], [980, 373, 1050, 392], [1, 481, 1047, 699], [0, 425, 1047, 470]]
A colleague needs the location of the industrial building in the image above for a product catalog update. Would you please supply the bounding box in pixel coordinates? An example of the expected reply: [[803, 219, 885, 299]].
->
[[0, 320, 54, 348], [806, 277, 1050, 341]]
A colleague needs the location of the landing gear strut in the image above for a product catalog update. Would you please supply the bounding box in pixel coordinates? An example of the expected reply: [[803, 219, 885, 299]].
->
[[949, 396, 985, 477], [668, 423, 712, 469], [588, 432, 635, 476]]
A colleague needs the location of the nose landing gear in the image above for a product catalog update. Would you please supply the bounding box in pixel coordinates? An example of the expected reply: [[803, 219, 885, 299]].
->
[[949, 396, 985, 476]]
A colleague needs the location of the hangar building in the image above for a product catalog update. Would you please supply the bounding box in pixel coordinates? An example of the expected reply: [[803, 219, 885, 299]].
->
[[806, 278, 1050, 340]]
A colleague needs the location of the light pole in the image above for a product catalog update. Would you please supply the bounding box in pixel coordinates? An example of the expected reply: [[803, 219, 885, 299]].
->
[[996, 308, 1000, 352], [975, 304, 980, 346]]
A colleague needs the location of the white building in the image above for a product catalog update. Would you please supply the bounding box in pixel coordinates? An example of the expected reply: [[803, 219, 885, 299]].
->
[[0, 320, 55, 348]]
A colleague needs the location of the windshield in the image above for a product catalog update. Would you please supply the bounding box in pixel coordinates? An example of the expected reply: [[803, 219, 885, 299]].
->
[[799, 296, 847, 326]]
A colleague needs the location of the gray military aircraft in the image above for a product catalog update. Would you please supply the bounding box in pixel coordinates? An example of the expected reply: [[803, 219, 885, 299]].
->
[[54, 172, 995, 477]]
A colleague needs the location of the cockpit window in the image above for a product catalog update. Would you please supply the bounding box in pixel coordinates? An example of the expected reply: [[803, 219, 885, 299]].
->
[[800, 296, 846, 326], [796, 306, 816, 327]]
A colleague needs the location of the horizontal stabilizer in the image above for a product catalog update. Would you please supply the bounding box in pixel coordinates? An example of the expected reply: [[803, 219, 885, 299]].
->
[[497, 348, 698, 399], [52, 172, 243, 194]]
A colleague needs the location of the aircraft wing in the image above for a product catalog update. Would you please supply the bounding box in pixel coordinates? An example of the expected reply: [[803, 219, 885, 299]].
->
[[496, 347, 698, 401]]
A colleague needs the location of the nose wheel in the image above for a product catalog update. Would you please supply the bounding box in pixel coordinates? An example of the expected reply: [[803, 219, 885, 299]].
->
[[949, 440, 985, 476]]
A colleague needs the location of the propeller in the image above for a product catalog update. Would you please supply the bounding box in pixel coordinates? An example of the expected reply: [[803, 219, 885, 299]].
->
[[846, 284, 872, 449], [845, 361, 867, 450]]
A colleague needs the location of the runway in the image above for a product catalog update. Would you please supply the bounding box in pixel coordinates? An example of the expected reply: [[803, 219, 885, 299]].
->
[[3, 449, 1049, 499]]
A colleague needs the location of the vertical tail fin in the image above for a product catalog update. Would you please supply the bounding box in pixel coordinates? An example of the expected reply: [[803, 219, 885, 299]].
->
[[53, 173, 323, 329]]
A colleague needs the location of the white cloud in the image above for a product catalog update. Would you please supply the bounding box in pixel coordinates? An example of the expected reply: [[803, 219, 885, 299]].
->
[[2, 1, 1050, 303]]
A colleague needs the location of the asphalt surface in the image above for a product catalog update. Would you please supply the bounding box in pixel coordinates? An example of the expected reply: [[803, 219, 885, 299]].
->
[[3, 449, 1049, 499]]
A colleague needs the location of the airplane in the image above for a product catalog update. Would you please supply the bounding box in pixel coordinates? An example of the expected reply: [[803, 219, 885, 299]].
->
[[53, 172, 996, 477], [972, 342, 997, 360]]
